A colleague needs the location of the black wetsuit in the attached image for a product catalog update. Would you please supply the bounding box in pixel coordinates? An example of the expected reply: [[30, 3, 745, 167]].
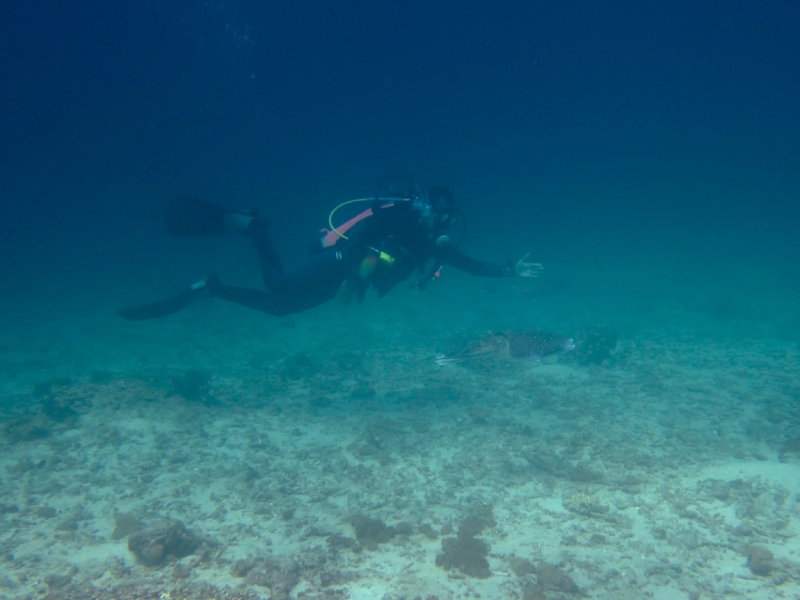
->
[[211, 200, 512, 317]]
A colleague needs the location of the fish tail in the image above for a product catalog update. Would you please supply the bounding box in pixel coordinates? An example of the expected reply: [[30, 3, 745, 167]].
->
[[435, 354, 465, 365]]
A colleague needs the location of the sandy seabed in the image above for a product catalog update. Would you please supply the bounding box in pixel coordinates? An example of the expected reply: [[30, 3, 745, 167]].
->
[[2, 275, 800, 600]]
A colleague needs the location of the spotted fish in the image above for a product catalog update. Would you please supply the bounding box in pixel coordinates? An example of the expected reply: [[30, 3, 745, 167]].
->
[[436, 329, 575, 365]]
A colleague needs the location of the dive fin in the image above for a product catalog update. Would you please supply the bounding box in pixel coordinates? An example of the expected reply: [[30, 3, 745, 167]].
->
[[163, 196, 231, 235], [117, 288, 196, 320], [117, 276, 215, 321]]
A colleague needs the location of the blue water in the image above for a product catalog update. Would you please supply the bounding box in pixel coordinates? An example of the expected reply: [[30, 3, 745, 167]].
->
[[1, 1, 799, 598]]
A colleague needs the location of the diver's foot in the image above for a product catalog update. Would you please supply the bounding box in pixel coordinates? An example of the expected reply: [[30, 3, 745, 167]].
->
[[222, 208, 259, 235], [190, 273, 220, 297], [223, 211, 271, 236]]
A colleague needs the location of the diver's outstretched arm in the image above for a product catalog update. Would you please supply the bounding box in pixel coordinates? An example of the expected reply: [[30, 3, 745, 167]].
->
[[439, 247, 509, 277]]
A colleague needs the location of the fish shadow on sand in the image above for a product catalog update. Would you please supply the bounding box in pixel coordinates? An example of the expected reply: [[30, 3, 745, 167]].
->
[[436, 329, 575, 366]]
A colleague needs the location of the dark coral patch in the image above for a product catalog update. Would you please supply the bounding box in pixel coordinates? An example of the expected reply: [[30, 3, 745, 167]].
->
[[127, 519, 204, 566], [349, 515, 396, 550], [435, 534, 491, 579]]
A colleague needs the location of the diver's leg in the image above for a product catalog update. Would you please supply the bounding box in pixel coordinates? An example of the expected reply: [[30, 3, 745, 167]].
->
[[266, 249, 347, 296], [248, 217, 346, 297], [117, 272, 336, 320], [160, 199, 345, 309], [227, 213, 343, 297], [213, 269, 342, 317], [246, 217, 284, 279], [169, 205, 286, 290], [211, 282, 292, 317]]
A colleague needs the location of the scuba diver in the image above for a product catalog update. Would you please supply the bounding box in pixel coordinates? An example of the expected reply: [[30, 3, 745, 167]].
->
[[117, 177, 542, 320]]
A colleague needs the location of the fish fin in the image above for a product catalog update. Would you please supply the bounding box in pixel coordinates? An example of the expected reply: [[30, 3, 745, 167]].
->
[[435, 355, 463, 365]]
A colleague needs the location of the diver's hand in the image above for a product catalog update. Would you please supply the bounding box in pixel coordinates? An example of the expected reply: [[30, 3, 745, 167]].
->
[[514, 252, 544, 278]]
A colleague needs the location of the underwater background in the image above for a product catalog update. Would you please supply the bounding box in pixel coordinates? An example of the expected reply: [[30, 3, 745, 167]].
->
[[1, 1, 799, 599]]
